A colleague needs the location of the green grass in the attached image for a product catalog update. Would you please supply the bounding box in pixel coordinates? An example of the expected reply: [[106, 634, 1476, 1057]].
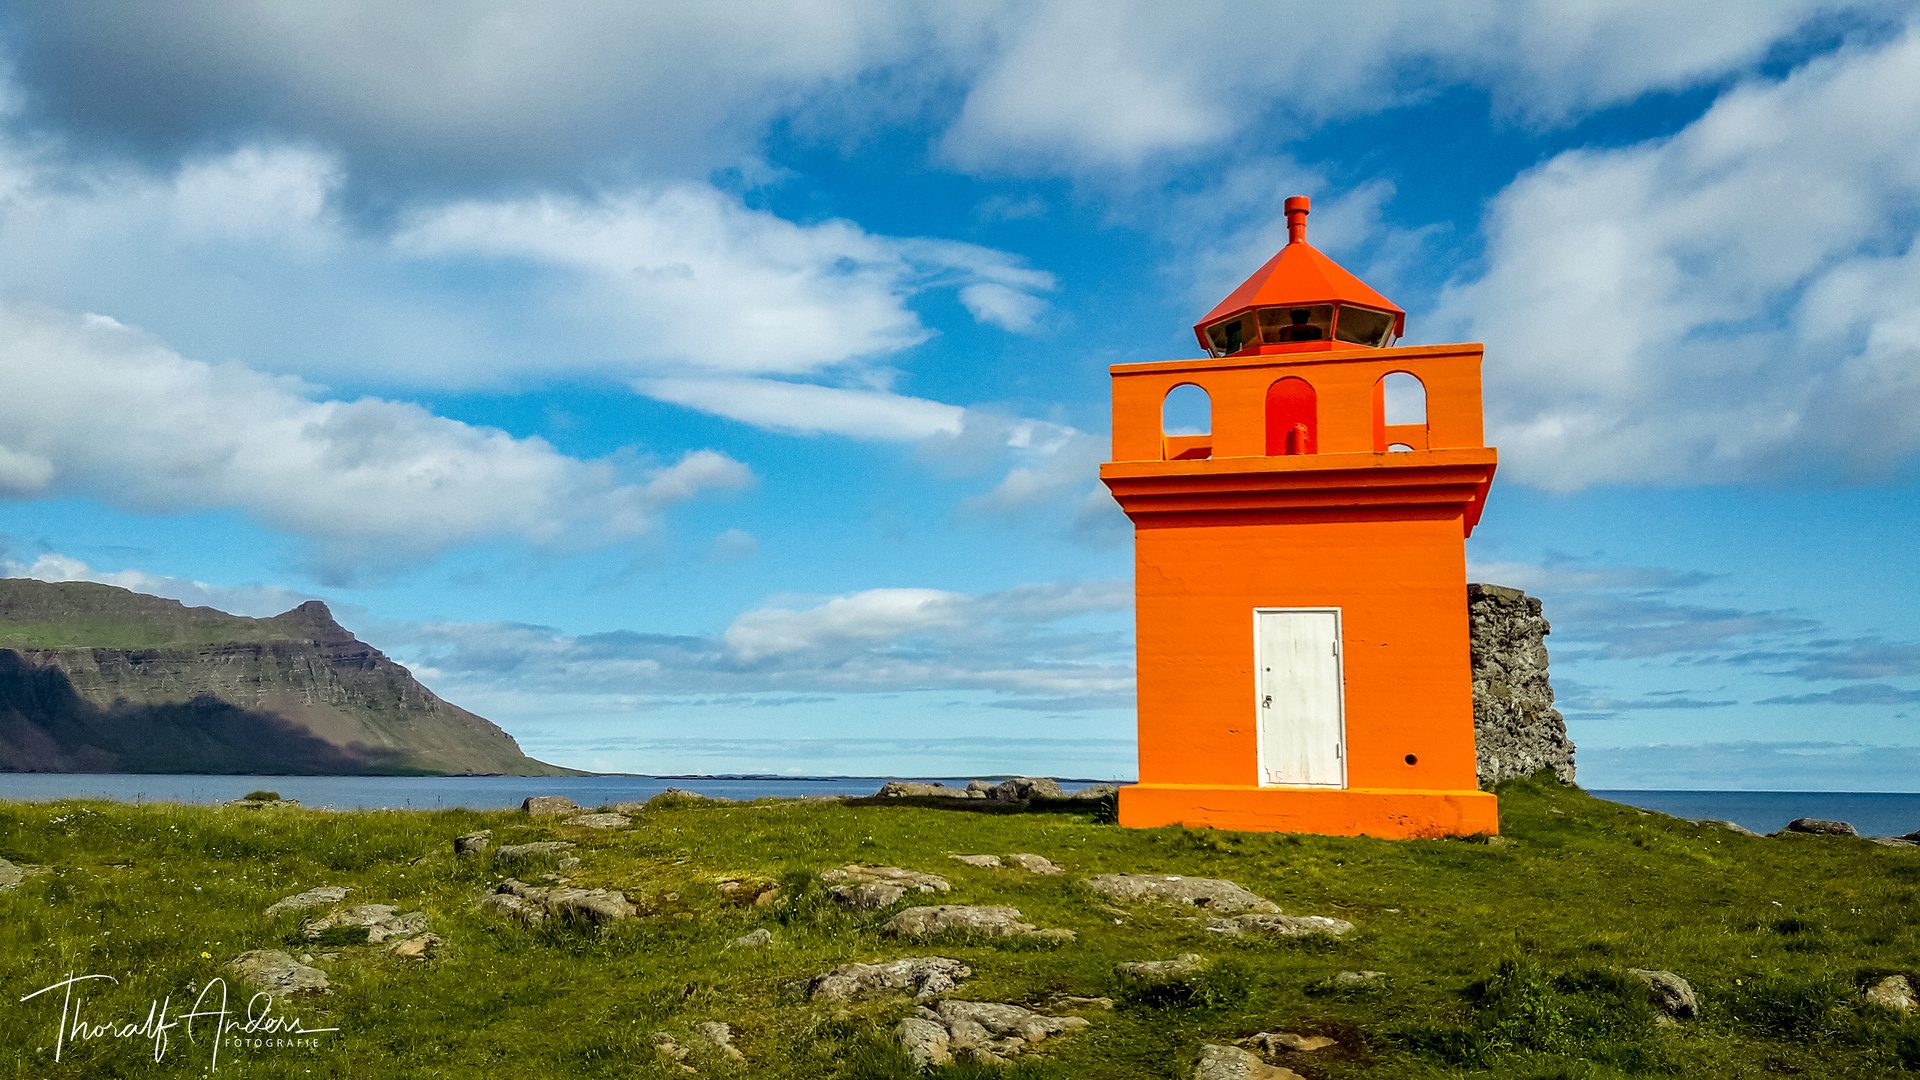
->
[[0, 615, 293, 651], [1, 776, 1916, 1078]]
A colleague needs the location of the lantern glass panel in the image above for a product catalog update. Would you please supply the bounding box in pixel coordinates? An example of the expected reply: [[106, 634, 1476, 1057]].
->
[[1334, 305, 1396, 348], [1258, 305, 1333, 344]]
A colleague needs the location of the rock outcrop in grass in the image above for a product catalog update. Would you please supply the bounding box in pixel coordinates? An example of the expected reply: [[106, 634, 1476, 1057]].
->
[[1086, 873, 1280, 913], [806, 957, 971, 1001]]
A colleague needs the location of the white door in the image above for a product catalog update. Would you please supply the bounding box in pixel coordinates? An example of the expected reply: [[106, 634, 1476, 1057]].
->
[[1254, 609, 1345, 787]]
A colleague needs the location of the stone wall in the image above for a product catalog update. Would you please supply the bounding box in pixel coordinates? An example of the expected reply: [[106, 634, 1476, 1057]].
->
[[1468, 583, 1575, 789]]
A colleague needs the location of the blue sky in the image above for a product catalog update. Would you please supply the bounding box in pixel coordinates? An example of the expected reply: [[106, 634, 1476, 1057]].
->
[[2, 2, 1918, 788]]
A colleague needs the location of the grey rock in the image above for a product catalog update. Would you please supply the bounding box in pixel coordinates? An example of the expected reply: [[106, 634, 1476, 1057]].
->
[[881, 904, 1072, 940], [986, 776, 1066, 801], [302, 904, 429, 943], [831, 882, 909, 909], [727, 928, 773, 949], [653, 1033, 691, 1064], [0, 857, 21, 890], [557, 856, 581, 871], [1006, 853, 1065, 874], [230, 950, 329, 995], [453, 830, 492, 858], [1328, 970, 1385, 989], [476, 890, 545, 925], [265, 885, 349, 916], [546, 887, 636, 923], [1868, 836, 1918, 847], [1866, 974, 1915, 1012], [1043, 995, 1115, 1011], [895, 1015, 953, 1068], [875, 781, 974, 798], [1783, 817, 1858, 837], [522, 795, 578, 816], [695, 1021, 746, 1063], [479, 878, 637, 925], [652, 787, 732, 805], [1627, 968, 1698, 1019], [949, 854, 1002, 867], [1691, 819, 1759, 836], [1469, 582, 1575, 788], [493, 841, 576, 871], [1066, 783, 1121, 799], [1207, 913, 1354, 938], [564, 813, 630, 829], [1903, 830, 1920, 843], [1194, 1043, 1304, 1079], [907, 1000, 1089, 1064], [805, 957, 972, 1002], [1245, 1032, 1337, 1053], [1086, 873, 1279, 913], [966, 779, 994, 792], [1115, 953, 1209, 992], [822, 864, 950, 909], [390, 934, 440, 960]]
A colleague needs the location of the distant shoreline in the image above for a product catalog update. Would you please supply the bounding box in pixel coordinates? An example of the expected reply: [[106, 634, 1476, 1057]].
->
[[0, 775, 1915, 836]]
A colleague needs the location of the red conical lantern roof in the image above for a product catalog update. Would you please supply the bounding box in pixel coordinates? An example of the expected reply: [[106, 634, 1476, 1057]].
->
[[1194, 196, 1405, 354]]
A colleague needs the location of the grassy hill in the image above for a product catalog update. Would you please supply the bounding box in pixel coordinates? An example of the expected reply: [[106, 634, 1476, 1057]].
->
[[0, 579, 303, 650], [1, 776, 1916, 1078]]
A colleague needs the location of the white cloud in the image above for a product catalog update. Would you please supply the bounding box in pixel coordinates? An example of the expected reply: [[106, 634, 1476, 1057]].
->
[[6, 3, 1870, 182], [0, 305, 753, 580], [400, 578, 1135, 706], [725, 588, 966, 663], [1467, 561, 1716, 593], [0, 139, 1052, 391], [0, 444, 54, 494], [638, 378, 965, 440], [396, 186, 1054, 378], [0, 551, 314, 618], [958, 282, 1047, 332], [940, 0, 1862, 171], [704, 528, 759, 562], [638, 380, 1115, 539], [1439, 20, 1920, 488], [171, 145, 339, 244], [8, 2, 933, 181], [962, 427, 1107, 517]]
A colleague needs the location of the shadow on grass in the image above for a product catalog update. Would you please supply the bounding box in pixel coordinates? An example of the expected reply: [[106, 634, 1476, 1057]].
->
[[841, 794, 1118, 822]]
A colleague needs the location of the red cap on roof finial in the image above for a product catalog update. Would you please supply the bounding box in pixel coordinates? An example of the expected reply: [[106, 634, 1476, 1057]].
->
[[1284, 196, 1310, 245]]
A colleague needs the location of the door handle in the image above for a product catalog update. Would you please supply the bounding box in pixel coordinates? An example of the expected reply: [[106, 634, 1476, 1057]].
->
[[1261, 695, 1272, 708]]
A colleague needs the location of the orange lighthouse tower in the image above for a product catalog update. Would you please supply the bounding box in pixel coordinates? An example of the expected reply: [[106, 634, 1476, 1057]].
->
[[1102, 196, 1500, 838]]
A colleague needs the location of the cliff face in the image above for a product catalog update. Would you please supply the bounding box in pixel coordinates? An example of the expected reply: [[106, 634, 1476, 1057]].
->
[[1468, 582, 1575, 789], [0, 579, 575, 776]]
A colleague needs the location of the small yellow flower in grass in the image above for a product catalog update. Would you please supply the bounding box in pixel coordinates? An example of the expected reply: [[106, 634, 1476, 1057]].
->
[[201, 951, 212, 959]]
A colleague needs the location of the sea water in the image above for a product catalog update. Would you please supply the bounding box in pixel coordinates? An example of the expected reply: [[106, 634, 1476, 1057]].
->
[[0, 775, 1913, 836], [1589, 790, 1920, 839], [0, 774, 1111, 810]]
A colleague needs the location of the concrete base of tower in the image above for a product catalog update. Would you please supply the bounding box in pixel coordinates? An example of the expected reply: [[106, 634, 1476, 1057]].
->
[[1119, 783, 1499, 838]]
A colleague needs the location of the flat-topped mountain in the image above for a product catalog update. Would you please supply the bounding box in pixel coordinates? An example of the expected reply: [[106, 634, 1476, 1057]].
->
[[0, 578, 577, 776]]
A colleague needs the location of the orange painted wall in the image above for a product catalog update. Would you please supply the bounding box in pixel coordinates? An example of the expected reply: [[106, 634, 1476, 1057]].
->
[[1111, 343, 1486, 461], [1133, 510, 1478, 791], [1102, 342, 1499, 836]]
